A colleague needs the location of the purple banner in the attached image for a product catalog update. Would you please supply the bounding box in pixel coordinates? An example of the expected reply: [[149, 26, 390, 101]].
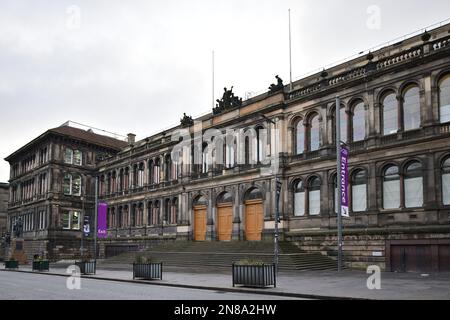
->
[[340, 146, 350, 218], [97, 202, 108, 238]]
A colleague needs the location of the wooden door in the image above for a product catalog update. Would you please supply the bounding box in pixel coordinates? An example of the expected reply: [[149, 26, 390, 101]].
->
[[390, 245, 433, 273], [245, 200, 263, 241], [217, 205, 233, 241], [194, 206, 207, 241]]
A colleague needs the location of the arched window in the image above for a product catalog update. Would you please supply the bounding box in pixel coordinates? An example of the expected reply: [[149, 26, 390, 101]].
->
[[244, 136, 251, 166], [194, 195, 208, 207], [402, 85, 421, 131], [332, 174, 338, 214], [131, 204, 137, 227], [171, 198, 178, 224], [383, 165, 400, 209], [138, 203, 144, 226], [404, 161, 423, 208], [442, 158, 450, 205], [202, 144, 209, 173], [351, 170, 368, 212], [123, 205, 129, 227], [295, 119, 305, 155], [111, 171, 116, 193], [110, 207, 116, 228], [165, 155, 171, 181], [147, 202, 152, 226], [153, 159, 161, 184], [339, 106, 348, 143], [217, 192, 233, 204], [382, 92, 398, 135], [293, 180, 305, 217], [244, 188, 263, 202], [256, 126, 266, 163], [164, 199, 171, 223], [118, 206, 123, 228], [152, 201, 160, 225], [352, 102, 366, 142], [308, 177, 321, 215], [308, 114, 320, 152], [124, 167, 130, 190], [439, 75, 450, 123], [138, 163, 145, 187]]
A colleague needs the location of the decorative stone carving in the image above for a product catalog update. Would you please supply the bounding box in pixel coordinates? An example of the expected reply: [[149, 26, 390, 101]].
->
[[213, 87, 243, 115], [180, 113, 194, 128], [268, 75, 284, 93]]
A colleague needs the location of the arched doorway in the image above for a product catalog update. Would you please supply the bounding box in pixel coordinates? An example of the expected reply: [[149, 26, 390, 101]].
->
[[193, 195, 207, 241], [216, 192, 233, 241], [244, 188, 264, 241]]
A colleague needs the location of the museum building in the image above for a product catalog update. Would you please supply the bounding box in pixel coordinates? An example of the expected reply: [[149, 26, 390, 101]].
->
[[5, 23, 450, 272]]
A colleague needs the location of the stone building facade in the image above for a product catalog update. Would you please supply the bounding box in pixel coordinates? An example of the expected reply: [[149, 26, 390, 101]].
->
[[0, 183, 8, 238], [5, 126, 127, 260], [5, 23, 450, 272]]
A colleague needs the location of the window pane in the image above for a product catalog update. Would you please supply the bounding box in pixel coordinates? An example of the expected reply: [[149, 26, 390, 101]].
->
[[63, 174, 71, 195], [73, 150, 82, 166], [340, 107, 348, 143], [403, 87, 421, 131], [72, 176, 81, 196], [294, 192, 305, 216], [296, 120, 305, 154], [443, 173, 450, 206], [310, 115, 320, 151], [62, 212, 70, 229], [383, 180, 400, 209], [71, 211, 80, 230], [440, 76, 450, 123], [309, 190, 320, 215], [405, 177, 423, 208], [65, 149, 73, 164], [352, 184, 367, 212], [352, 103, 366, 142], [383, 94, 398, 135]]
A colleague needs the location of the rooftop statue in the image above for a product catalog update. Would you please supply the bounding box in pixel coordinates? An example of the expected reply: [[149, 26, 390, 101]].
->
[[213, 86, 243, 115], [269, 75, 284, 93]]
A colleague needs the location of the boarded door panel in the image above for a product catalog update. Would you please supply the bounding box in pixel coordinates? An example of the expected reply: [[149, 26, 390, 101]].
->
[[245, 201, 263, 241], [439, 245, 450, 272], [217, 205, 233, 241], [390, 245, 432, 273], [194, 207, 207, 241]]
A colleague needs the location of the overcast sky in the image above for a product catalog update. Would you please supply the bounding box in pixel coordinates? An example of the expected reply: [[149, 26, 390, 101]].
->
[[1, 0, 449, 182]]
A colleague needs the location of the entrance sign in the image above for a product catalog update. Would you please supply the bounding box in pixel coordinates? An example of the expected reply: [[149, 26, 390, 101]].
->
[[340, 146, 350, 218], [97, 203, 108, 239]]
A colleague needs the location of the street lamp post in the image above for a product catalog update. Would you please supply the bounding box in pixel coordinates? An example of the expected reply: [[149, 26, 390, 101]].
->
[[261, 114, 282, 274], [336, 96, 343, 272]]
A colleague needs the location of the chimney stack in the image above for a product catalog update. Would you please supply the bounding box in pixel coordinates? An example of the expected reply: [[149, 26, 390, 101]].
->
[[127, 133, 136, 145]]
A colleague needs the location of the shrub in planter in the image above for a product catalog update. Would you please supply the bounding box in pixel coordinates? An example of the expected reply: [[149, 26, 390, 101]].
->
[[75, 256, 96, 275], [4, 258, 19, 270], [232, 260, 276, 288], [133, 256, 162, 280], [32, 256, 50, 272]]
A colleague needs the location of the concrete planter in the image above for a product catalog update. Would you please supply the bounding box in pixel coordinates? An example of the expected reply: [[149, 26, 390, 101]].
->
[[133, 263, 163, 280], [4, 260, 19, 270], [75, 261, 96, 275], [32, 260, 50, 272], [232, 263, 276, 288]]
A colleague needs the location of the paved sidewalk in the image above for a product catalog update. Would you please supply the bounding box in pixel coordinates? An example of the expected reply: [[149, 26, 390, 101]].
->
[[3, 262, 450, 300]]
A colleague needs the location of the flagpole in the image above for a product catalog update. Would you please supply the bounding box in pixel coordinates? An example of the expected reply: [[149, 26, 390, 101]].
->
[[289, 9, 293, 91], [212, 50, 215, 109], [336, 96, 343, 272]]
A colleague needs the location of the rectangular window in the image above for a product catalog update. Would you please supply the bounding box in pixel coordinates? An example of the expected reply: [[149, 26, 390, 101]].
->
[[294, 192, 305, 216], [72, 176, 81, 196], [443, 173, 450, 205], [309, 190, 320, 215], [65, 148, 74, 164], [352, 184, 367, 212], [72, 211, 80, 230], [405, 177, 423, 208], [383, 180, 400, 209], [62, 212, 70, 229], [63, 174, 72, 195], [73, 150, 82, 166]]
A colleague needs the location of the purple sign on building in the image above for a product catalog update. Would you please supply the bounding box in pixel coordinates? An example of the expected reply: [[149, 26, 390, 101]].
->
[[97, 202, 108, 239], [340, 146, 350, 218]]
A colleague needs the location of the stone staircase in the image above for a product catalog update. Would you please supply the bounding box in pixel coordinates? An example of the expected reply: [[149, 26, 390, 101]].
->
[[100, 241, 338, 272]]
